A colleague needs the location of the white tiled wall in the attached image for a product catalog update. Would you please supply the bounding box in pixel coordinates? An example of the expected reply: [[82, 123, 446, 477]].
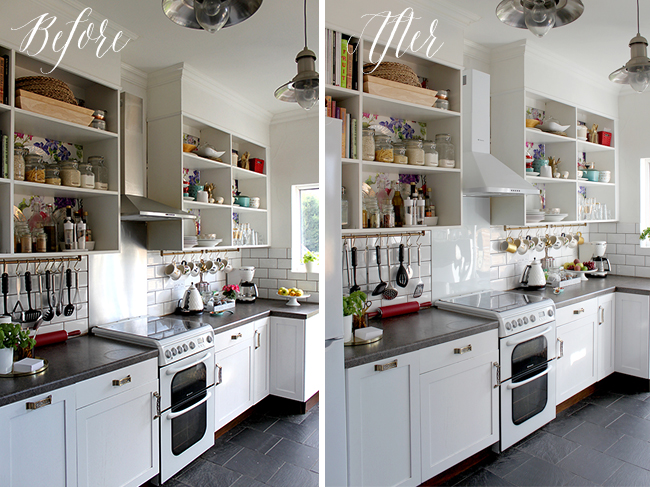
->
[[586, 222, 649, 277], [240, 248, 319, 303], [2, 258, 89, 335]]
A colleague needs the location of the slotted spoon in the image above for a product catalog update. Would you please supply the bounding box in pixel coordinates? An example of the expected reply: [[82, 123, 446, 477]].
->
[[396, 244, 409, 288], [383, 245, 398, 300], [23, 271, 41, 322], [371, 245, 387, 296]]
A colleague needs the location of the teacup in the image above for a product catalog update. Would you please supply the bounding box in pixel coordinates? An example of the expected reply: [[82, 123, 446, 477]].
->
[[514, 238, 529, 255], [164, 263, 182, 280], [501, 237, 517, 253], [190, 261, 201, 277], [568, 234, 578, 249], [552, 236, 565, 250]]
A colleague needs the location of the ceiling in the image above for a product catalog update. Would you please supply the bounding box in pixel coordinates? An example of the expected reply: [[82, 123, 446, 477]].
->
[[80, 0, 318, 115], [455, 0, 642, 90]]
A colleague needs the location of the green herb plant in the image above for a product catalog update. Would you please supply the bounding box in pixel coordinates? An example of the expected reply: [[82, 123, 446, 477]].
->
[[342, 291, 370, 317], [0, 323, 34, 350], [641, 227, 650, 241], [302, 251, 318, 264]]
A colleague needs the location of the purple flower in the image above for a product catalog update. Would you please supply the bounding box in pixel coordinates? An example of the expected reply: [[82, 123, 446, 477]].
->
[[399, 174, 420, 185], [54, 197, 77, 209]]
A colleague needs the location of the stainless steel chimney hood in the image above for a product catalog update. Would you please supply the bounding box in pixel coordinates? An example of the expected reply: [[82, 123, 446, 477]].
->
[[120, 194, 195, 221], [462, 70, 539, 197]]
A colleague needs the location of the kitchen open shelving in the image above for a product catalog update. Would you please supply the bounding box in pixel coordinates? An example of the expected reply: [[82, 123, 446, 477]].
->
[[0, 45, 121, 257], [326, 26, 463, 231]]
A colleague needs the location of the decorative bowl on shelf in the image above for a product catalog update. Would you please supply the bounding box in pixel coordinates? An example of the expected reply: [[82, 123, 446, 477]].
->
[[194, 144, 225, 159], [526, 119, 541, 128]]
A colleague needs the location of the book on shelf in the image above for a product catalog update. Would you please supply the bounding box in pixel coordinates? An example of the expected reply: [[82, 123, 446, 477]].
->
[[324, 97, 357, 159], [1, 133, 7, 179], [1, 55, 7, 106], [326, 29, 358, 90], [340, 37, 348, 89]]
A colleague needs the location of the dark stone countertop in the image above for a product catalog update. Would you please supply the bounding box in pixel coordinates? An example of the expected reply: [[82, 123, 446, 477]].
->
[[344, 307, 498, 369], [0, 335, 157, 408]]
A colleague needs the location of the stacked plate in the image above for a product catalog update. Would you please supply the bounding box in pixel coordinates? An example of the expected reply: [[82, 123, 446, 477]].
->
[[184, 236, 198, 248], [543, 213, 568, 222], [526, 210, 545, 223], [196, 237, 222, 248]]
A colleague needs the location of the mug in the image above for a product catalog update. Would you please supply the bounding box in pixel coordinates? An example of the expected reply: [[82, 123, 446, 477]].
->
[[190, 261, 201, 277], [514, 238, 529, 255], [197, 190, 209, 203], [533, 237, 545, 252], [164, 263, 182, 280], [568, 235, 578, 249], [577, 232, 585, 245], [501, 237, 517, 253], [540, 166, 552, 178], [180, 260, 192, 275], [250, 197, 261, 209], [552, 237, 564, 250], [525, 236, 536, 251]]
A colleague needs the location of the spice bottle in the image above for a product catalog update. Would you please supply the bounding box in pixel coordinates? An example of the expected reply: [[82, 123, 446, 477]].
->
[[14, 148, 25, 181], [392, 181, 404, 228], [366, 197, 381, 229], [381, 205, 395, 228]]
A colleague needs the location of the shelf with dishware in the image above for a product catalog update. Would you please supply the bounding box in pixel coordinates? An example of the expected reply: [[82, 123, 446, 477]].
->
[[525, 176, 576, 184]]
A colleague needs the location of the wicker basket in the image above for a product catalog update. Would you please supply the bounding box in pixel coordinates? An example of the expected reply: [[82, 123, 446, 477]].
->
[[15, 76, 77, 105], [363, 62, 421, 88]]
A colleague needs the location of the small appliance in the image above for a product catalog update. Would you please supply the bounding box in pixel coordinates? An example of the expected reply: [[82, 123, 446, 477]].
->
[[520, 258, 547, 289], [232, 266, 258, 302], [177, 283, 204, 314], [580, 241, 610, 278]]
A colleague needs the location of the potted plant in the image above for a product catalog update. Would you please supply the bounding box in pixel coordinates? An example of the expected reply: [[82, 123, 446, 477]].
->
[[0, 322, 22, 374], [221, 284, 239, 301], [343, 291, 371, 342], [641, 227, 650, 243], [302, 251, 318, 273], [15, 327, 36, 361]]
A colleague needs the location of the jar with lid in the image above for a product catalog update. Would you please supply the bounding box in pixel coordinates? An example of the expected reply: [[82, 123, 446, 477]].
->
[[362, 128, 375, 161], [381, 204, 395, 228], [60, 160, 81, 187], [14, 148, 26, 181], [24, 154, 45, 183], [45, 162, 61, 185], [423, 140, 438, 166], [392, 141, 408, 164], [405, 139, 424, 166], [34, 229, 47, 253], [341, 186, 349, 228], [374, 134, 394, 163], [15, 223, 31, 253], [435, 134, 455, 168], [366, 197, 381, 229], [89, 156, 108, 190], [434, 99, 449, 110], [80, 161, 95, 189]]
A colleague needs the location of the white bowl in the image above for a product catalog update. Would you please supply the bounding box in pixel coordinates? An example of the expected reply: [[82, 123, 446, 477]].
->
[[195, 144, 225, 159], [86, 241, 95, 251], [543, 122, 571, 133], [424, 216, 438, 226]]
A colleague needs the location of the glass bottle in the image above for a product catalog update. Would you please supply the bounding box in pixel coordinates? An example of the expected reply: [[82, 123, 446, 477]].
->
[[89, 156, 108, 190], [13, 148, 25, 181], [392, 181, 404, 228], [80, 161, 95, 189], [366, 197, 381, 229], [374, 134, 394, 163], [392, 141, 408, 164], [425, 188, 433, 217], [60, 160, 81, 187], [416, 198, 426, 225], [381, 204, 395, 228], [341, 186, 349, 228], [14, 222, 29, 253], [405, 139, 424, 166], [362, 199, 368, 229], [64, 206, 75, 250], [43, 204, 57, 252], [362, 128, 375, 161], [423, 140, 438, 166], [24, 154, 45, 183], [435, 134, 455, 168]]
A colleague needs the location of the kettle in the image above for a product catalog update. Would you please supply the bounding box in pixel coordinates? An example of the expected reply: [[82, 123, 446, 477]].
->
[[177, 283, 204, 314], [521, 258, 546, 289]]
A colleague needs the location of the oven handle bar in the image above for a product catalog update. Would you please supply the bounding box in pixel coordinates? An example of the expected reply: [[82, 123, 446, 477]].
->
[[505, 326, 553, 347], [506, 364, 553, 390], [165, 352, 212, 376], [166, 391, 212, 420]]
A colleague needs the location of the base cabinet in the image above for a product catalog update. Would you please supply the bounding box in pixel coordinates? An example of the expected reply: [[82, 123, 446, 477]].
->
[[253, 318, 270, 404], [556, 314, 597, 405], [346, 351, 421, 487], [615, 293, 650, 379], [597, 294, 616, 381], [0, 386, 77, 487]]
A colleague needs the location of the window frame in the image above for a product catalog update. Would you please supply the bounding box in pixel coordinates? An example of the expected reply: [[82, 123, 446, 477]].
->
[[641, 159, 650, 248], [291, 183, 320, 272]]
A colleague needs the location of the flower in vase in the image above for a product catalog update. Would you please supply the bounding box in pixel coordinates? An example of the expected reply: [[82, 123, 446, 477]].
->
[[222, 284, 239, 300]]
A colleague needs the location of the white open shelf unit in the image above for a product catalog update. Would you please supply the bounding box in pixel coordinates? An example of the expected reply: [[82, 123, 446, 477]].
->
[[326, 27, 464, 230], [0, 44, 121, 257]]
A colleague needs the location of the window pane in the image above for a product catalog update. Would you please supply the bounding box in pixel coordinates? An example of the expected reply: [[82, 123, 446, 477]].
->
[[300, 188, 319, 254]]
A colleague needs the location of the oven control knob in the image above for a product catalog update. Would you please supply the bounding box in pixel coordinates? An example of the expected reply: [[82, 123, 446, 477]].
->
[[517, 319, 523, 327], [523, 317, 528, 324], [171, 348, 177, 356], [165, 350, 172, 359], [548, 309, 554, 317], [183, 344, 188, 352], [206, 335, 213, 343], [530, 315, 536, 323], [189, 341, 195, 349], [505, 321, 512, 330], [177, 346, 183, 355]]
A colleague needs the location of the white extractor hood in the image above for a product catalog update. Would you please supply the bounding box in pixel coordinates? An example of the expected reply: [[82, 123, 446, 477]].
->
[[462, 70, 538, 197]]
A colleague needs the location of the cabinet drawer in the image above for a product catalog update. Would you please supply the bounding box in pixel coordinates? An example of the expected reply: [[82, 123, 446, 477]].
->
[[76, 358, 158, 409], [557, 297, 598, 325], [419, 330, 498, 374], [214, 322, 255, 352]]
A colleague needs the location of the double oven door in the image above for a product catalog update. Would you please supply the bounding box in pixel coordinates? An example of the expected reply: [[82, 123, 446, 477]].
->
[[499, 322, 556, 451], [159, 349, 215, 484]]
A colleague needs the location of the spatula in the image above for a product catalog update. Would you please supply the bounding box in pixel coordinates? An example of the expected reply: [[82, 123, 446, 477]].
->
[[43, 270, 54, 322], [372, 245, 387, 296], [413, 244, 424, 298], [1, 263, 9, 316], [383, 245, 398, 300], [64, 269, 75, 317], [396, 244, 409, 288], [23, 271, 41, 322]]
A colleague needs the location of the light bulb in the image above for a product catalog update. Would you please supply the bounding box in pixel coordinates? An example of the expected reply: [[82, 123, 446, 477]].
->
[[524, 0, 556, 37], [195, 0, 229, 33], [294, 79, 318, 110], [630, 70, 650, 93]]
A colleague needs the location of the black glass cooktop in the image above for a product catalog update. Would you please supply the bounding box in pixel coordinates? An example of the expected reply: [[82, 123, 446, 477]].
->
[[437, 291, 547, 313], [96, 317, 206, 341]]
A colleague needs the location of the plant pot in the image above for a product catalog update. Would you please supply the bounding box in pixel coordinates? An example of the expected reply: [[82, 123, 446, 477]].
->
[[16, 346, 34, 361], [353, 313, 368, 330], [343, 314, 353, 343], [304, 261, 317, 274], [0, 347, 13, 374]]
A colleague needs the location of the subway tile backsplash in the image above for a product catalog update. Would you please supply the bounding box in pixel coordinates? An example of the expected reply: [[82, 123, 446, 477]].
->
[[584, 222, 646, 277]]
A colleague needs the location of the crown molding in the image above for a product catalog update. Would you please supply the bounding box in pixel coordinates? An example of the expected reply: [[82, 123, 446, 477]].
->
[[31, 0, 139, 46], [271, 108, 318, 125], [121, 63, 148, 90], [463, 39, 491, 65], [408, 0, 481, 27]]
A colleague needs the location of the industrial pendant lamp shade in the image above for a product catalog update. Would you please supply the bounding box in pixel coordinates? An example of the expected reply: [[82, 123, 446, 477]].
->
[[162, 0, 262, 31], [609, 0, 650, 93], [274, 0, 319, 110], [496, 0, 584, 38]]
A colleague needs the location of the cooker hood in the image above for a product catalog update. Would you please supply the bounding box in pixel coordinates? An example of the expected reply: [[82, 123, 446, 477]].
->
[[119, 92, 195, 222], [462, 70, 538, 197]]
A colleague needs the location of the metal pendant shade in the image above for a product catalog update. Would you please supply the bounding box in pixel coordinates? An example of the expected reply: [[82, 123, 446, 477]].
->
[[496, 0, 584, 37], [162, 0, 262, 30], [609, 0, 650, 93]]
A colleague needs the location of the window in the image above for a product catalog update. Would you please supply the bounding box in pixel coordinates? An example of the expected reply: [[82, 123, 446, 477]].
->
[[642, 159, 650, 248], [292, 184, 319, 271]]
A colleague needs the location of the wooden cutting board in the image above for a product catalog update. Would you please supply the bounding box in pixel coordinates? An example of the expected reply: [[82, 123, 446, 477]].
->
[[16, 89, 95, 126], [363, 75, 438, 107]]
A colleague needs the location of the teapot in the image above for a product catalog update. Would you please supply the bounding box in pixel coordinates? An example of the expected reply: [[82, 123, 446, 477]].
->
[[521, 258, 546, 289], [177, 283, 204, 314]]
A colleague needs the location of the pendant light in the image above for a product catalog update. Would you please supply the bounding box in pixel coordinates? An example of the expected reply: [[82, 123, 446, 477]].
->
[[274, 0, 319, 110], [496, 0, 584, 38], [609, 0, 650, 93], [162, 0, 262, 32]]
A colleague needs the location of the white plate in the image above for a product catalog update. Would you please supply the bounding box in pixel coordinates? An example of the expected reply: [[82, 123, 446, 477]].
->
[[579, 177, 588, 181], [183, 196, 195, 201], [526, 216, 546, 223], [526, 172, 540, 176], [278, 293, 311, 306], [195, 239, 223, 247], [542, 213, 568, 222]]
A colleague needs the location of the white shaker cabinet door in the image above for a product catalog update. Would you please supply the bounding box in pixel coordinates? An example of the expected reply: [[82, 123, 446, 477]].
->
[[253, 318, 270, 404], [346, 351, 421, 487], [597, 294, 616, 381], [615, 293, 650, 379], [76, 380, 160, 487], [270, 316, 305, 401], [0, 385, 77, 487], [420, 349, 499, 481], [214, 337, 254, 431], [556, 314, 597, 405]]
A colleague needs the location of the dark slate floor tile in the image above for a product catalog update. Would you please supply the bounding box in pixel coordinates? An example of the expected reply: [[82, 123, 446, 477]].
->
[[229, 427, 282, 454], [603, 462, 650, 487], [605, 434, 650, 470], [223, 446, 284, 483], [230, 476, 266, 487], [453, 469, 514, 486], [569, 403, 624, 427], [310, 459, 319, 474], [503, 457, 574, 486], [241, 413, 279, 432], [161, 479, 187, 487], [542, 413, 584, 437], [517, 431, 581, 465], [300, 411, 319, 436], [557, 446, 624, 484], [606, 413, 650, 442], [625, 391, 650, 401], [266, 438, 319, 469], [174, 459, 242, 487], [303, 429, 318, 448], [587, 391, 624, 409], [268, 411, 311, 425], [564, 421, 624, 452], [266, 462, 319, 487], [564, 475, 598, 486], [607, 396, 650, 419], [266, 419, 317, 444], [485, 448, 533, 478], [201, 440, 244, 466]]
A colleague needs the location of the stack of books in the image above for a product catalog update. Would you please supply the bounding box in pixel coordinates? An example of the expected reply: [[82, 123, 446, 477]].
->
[[325, 29, 359, 90], [325, 97, 358, 160]]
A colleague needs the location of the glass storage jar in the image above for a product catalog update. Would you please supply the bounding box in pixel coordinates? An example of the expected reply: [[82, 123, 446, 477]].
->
[[14, 148, 25, 181], [34, 229, 47, 253], [365, 197, 381, 229], [423, 140, 438, 166], [405, 139, 424, 166], [362, 128, 375, 161], [89, 156, 108, 190], [392, 141, 408, 164], [15, 223, 31, 253], [435, 134, 455, 168], [434, 98, 449, 110], [381, 205, 395, 228], [24, 154, 45, 183], [60, 160, 81, 187], [341, 186, 349, 229], [45, 162, 61, 185], [80, 161, 95, 189], [374, 134, 394, 163]]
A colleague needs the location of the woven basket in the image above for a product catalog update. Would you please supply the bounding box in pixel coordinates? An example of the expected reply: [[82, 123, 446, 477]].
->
[[363, 62, 421, 88], [16, 76, 77, 105]]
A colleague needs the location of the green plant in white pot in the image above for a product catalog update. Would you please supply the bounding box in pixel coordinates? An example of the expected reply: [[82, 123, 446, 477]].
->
[[302, 251, 319, 273], [0, 321, 21, 374], [342, 291, 370, 343]]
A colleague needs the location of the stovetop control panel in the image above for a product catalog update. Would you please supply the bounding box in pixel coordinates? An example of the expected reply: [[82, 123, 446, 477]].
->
[[499, 304, 555, 337], [158, 329, 214, 366]]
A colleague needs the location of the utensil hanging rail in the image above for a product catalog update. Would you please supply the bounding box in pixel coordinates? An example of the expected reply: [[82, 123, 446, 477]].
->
[[503, 223, 587, 232], [341, 231, 426, 240], [160, 248, 241, 257], [1, 256, 81, 266]]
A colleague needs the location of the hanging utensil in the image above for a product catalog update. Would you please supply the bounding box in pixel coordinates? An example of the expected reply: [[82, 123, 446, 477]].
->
[[43, 270, 54, 321], [406, 241, 413, 279], [413, 244, 424, 298], [365, 245, 370, 294], [12, 266, 25, 322], [72, 269, 81, 311], [396, 244, 409, 288], [1, 262, 9, 316], [350, 247, 361, 293], [56, 264, 65, 316], [383, 245, 398, 300], [343, 240, 351, 289], [23, 271, 41, 322], [38, 271, 46, 321], [372, 244, 387, 296], [64, 269, 75, 317]]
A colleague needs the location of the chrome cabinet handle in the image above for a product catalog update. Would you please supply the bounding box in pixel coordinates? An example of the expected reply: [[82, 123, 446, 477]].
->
[[600, 306, 605, 325], [375, 359, 397, 372], [257, 330, 262, 349], [254, 330, 260, 350], [112, 375, 132, 387], [26, 395, 52, 410], [231, 333, 242, 340], [558, 338, 564, 359], [215, 364, 223, 385], [153, 391, 161, 420], [493, 362, 501, 389], [573, 308, 585, 315], [454, 345, 472, 355]]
